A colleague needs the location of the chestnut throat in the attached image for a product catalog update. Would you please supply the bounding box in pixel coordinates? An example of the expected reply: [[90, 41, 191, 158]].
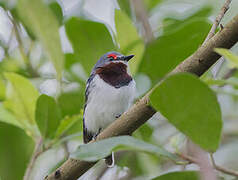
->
[[96, 62, 132, 88]]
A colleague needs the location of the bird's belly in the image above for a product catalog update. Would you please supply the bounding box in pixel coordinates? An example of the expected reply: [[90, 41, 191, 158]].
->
[[84, 75, 136, 133]]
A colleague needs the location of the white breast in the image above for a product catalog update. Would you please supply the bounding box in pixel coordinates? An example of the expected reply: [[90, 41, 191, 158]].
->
[[84, 75, 136, 133]]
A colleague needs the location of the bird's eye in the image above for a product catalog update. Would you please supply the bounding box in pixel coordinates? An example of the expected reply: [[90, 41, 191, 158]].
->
[[107, 54, 117, 60]]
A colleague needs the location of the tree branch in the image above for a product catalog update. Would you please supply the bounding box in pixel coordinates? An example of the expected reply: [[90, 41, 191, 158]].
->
[[45, 13, 238, 180], [203, 0, 232, 44], [24, 138, 43, 180], [130, 0, 154, 43], [177, 153, 238, 177]]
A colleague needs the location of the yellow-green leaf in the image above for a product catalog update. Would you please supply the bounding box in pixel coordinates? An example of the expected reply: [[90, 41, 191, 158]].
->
[[4, 73, 39, 126], [17, 0, 64, 79], [115, 10, 145, 74], [215, 48, 238, 68]]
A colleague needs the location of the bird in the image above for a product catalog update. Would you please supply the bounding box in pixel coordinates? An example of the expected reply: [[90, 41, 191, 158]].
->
[[83, 51, 136, 166]]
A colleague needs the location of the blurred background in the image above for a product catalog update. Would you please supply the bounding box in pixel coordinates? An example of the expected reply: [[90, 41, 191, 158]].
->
[[0, 0, 238, 179]]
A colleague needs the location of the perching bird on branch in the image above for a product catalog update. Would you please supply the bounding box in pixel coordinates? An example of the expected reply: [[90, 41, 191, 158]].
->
[[83, 52, 136, 166]]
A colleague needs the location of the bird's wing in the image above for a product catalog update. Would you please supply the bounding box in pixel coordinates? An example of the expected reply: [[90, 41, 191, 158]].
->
[[83, 73, 95, 143]]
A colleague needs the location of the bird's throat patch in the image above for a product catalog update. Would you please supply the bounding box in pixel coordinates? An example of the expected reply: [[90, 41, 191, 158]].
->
[[96, 62, 132, 88]]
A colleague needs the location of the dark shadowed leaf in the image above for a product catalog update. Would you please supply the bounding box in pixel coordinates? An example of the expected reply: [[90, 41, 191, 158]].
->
[[71, 136, 177, 161], [35, 94, 61, 139], [150, 73, 222, 152], [17, 0, 64, 79], [65, 17, 116, 75], [139, 19, 210, 84], [152, 171, 199, 180]]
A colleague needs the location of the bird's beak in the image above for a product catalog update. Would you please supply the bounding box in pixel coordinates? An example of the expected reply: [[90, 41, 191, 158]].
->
[[123, 55, 134, 62]]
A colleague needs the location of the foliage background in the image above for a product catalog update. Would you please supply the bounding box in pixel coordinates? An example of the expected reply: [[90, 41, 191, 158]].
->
[[0, 0, 238, 179]]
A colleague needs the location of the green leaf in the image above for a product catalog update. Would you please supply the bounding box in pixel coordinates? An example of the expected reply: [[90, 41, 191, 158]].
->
[[134, 123, 153, 142], [0, 122, 34, 180], [115, 10, 145, 74], [144, 0, 163, 11], [4, 73, 39, 126], [71, 136, 177, 161], [215, 48, 238, 68], [152, 171, 199, 180], [0, 78, 5, 100], [55, 114, 82, 138], [65, 17, 116, 75], [117, 0, 132, 18], [17, 0, 64, 79], [150, 73, 222, 151], [139, 19, 211, 84], [203, 78, 238, 87], [49, 1, 63, 24], [0, 104, 22, 128], [163, 7, 212, 34], [35, 94, 61, 139], [58, 88, 85, 117]]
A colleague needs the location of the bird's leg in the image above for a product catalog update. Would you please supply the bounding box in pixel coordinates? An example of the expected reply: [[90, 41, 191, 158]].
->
[[92, 128, 102, 141]]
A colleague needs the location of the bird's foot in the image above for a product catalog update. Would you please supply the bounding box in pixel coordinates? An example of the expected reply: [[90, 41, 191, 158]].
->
[[115, 114, 121, 118], [92, 128, 102, 141]]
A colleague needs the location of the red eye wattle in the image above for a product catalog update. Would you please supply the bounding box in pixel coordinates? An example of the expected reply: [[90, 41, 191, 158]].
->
[[107, 54, 117, 60]]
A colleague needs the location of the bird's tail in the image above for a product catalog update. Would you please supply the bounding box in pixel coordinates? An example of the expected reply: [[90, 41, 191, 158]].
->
[[105, 151, 115, 167]]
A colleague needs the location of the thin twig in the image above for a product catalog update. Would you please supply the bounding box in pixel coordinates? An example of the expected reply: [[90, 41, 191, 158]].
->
[[24, 138, 43, 180], [203, 0, 232, 44], [177, 153, 238, 177], [210, 154, 238, 177], [130, 0, 154, 43]]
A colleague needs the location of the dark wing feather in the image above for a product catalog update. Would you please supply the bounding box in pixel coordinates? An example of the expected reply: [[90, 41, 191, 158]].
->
[[83, 74, 95, 143]]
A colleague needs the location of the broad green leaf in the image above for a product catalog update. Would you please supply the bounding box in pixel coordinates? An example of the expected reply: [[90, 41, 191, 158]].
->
[[0, 104, 22, 128], [4, 73, 39, 126], [71, 136, 177, 161], [55, 114, 82, 138], [139, 19, 210, 84], [215, 48, 238, 68], [115, 10, 144, 74], [0, 78, 5, 100], [150, 73, 222, 151], [35, 94, 61, 139], [153, 171, 199, 180], [65, 17, 116, 74], [0, 122, 34, 180], [17, 0, 64, 79]]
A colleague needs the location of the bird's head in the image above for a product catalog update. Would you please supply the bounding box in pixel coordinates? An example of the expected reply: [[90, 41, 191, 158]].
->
[[93, 51, 134, 71]]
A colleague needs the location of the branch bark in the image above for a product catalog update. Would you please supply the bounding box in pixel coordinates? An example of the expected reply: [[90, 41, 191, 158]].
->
[[130, 0, 154, 43], [203, 0, 232, 44], [45, 13, 238, 180]]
